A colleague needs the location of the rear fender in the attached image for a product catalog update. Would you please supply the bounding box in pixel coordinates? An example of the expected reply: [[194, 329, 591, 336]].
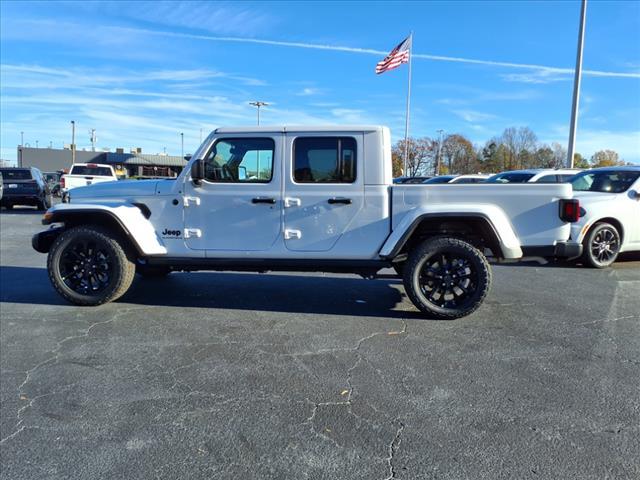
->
[[40, 203, 166, 255], [380, 204, 522, 259]]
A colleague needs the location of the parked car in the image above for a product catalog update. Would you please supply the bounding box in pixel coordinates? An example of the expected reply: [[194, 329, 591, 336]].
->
[[33, 125, 582, 319], [486, 168, 581, 184], [60, 163, 118, 199], [423, 175, 458, 184], [0, 172, 3, 201], [43, 171, 63, 197], [568, 166, 640, 268], [423, 174, 491, 184], [1, 167, 52, 210], [393, 176, 432, 184]]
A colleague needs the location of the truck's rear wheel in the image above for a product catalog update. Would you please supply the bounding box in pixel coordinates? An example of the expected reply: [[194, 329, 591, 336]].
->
[[47, 226, 136, 306], [403, 237, 491, 319]]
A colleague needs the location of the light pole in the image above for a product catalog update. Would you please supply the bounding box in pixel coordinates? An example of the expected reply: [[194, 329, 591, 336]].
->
[[89, 129, 96, 151], [71, 120, 76, 165], [249, 101, 269, 126], [435, 129, 445, 176], [36, 140, 39, 149], [20, 131, 24, 146], [567, 0, 587, 168], [180, 132, 184, 158]]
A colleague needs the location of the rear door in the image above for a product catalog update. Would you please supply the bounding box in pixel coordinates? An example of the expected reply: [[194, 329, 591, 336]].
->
[[282, 133, 364, 253]]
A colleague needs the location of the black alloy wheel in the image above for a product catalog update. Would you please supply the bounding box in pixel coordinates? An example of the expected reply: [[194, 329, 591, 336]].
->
[[48, 226, 136, 305], [403, 236, 491, 319], [59, 238, 114, 295]]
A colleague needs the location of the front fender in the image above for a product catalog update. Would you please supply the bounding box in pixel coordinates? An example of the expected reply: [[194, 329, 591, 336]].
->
[[40, 202, 167, 256], [379, 204, 523, 259]]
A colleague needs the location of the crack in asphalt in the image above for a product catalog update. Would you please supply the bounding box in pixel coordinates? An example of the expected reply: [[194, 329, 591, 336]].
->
[[384, 421, 405, 480], [300, 320, 409, 471], [0, 307, 141, 445]]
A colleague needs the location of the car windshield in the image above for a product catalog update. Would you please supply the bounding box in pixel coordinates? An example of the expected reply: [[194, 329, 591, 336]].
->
[[486, 172, 535, 183], [570, 170, 640, 193], [0, 169, 32, 180], [70, 165, 113, 176]]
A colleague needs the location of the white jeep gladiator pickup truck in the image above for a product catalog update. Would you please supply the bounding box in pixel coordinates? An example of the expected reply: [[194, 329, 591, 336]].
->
[[33, 126, 582, 318], [61, 163, 119, 198]]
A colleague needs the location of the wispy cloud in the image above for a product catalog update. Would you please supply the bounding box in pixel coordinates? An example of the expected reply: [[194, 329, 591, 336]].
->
[[452, 110, 497, 122], [105, 24, 640, 80], [296, 87, 322, 96]]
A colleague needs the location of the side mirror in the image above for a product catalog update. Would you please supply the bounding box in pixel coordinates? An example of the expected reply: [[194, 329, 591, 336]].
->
[[631, 189, 640, 200], [191, 158, 204, 185]]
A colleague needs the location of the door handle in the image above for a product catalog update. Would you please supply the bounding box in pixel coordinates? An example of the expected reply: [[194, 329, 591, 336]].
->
[[328, 197, 352, 205], [252, 197, 276, 204]]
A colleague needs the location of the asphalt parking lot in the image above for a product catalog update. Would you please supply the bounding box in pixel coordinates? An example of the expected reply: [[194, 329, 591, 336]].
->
[[1, 207, 639, 480]]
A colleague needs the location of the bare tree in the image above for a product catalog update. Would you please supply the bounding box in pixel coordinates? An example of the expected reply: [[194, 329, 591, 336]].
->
[[392, 137, 436, 176], [442, 134, 478, 174], [591, 149, 623, 167]]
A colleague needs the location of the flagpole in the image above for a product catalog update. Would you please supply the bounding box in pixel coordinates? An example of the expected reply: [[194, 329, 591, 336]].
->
[[403, 32, 413, 176]]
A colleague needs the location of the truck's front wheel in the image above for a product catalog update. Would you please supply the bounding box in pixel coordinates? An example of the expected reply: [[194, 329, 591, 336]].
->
[[403, 237, 491, 319], [47, 226, 136, 306]]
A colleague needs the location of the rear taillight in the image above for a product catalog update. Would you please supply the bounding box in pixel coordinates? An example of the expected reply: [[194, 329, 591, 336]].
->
[[560, 199, 580, 222], [60, 177, 65, 188]]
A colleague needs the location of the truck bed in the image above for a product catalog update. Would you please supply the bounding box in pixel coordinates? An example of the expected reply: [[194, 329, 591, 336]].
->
[[391, 183, 573, 247]]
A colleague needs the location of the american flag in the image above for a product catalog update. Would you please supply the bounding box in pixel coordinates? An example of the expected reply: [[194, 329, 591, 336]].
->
[[375, 35, 412, 74]]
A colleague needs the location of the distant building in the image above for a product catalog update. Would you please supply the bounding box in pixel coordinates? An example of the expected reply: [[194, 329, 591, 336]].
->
[[16, 146, 187, 178]]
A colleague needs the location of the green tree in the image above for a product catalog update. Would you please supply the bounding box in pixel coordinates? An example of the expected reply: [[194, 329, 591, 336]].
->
[[573, 153, 590, 169]]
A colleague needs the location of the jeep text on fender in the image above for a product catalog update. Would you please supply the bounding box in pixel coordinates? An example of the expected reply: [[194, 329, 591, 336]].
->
[[32, 126, 582, 318]]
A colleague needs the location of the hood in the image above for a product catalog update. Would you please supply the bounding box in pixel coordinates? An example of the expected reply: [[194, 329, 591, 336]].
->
[[70, 179, 161, 199]]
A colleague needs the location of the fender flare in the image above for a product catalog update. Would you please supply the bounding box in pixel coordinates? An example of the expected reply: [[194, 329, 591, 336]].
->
[[379, 207, 523, 260], [40, 203, 167, 256]]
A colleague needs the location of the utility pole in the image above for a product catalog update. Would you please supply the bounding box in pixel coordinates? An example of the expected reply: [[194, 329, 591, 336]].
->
[[180, 132, 184, 158], [567, 0, 587, 168], [435, 129, 445, 176], [36, 140, 39, 149], [71, 120, 76, 165], [249, 101, 269, 125], [89, 128, 96, 151]]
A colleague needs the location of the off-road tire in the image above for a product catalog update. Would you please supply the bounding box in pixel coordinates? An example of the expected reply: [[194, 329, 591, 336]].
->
[[136, 265, 171, 278], [47, 225, 136, 306], [581, 222, 621, 268], [403, 236, 491, 319]]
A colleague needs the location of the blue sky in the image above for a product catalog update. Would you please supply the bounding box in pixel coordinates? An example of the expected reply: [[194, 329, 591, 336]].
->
[[1, 0, 639, 163]]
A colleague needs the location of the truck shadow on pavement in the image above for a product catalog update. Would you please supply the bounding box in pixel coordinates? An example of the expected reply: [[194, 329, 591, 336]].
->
[[0, 266, 430, 319]]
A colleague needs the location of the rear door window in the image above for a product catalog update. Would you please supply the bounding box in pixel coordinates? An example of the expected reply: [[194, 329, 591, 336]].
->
[[70, 166, 114, 176], [1, 169, 32, 180], [535, 175, 559, 183], [293, 137, 356, 183]]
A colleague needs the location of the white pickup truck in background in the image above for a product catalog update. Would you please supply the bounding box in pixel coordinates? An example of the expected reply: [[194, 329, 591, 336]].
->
[[60, 163, 118, 198], [33, 125, 583, 319]]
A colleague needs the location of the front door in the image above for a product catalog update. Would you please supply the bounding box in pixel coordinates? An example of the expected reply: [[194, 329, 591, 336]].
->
[[283, 134, 364, 253], [183, 135, 282, 252]]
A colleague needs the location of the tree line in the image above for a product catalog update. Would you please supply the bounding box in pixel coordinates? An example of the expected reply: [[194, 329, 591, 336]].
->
[[392, 126, 630, 178]]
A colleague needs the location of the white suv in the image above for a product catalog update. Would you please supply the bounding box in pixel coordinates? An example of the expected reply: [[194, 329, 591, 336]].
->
[[486, 169, 581, 184], [568, 166, 640, 267]]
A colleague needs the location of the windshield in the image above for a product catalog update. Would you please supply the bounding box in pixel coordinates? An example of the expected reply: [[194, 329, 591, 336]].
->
[[570, 170, 640, 193], [70, 165, 113, 176], [486, 172, 535, 183], [0, 169, 32, 180]]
